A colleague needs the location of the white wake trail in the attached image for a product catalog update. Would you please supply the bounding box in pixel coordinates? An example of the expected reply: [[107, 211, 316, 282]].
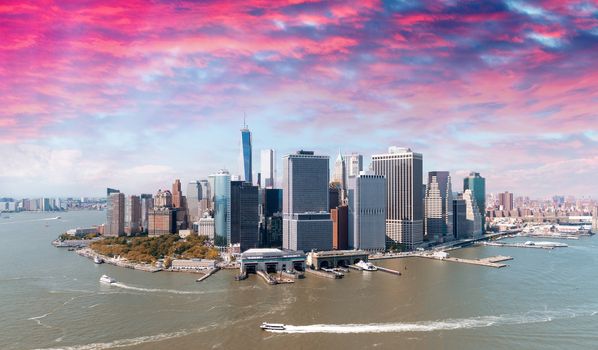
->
[[266, 308, 596, 334], [110, 282, 205, 295]]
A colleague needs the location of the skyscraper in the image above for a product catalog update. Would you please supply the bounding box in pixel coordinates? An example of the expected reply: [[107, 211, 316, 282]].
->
[[371, 147, 424, 250], [240, 121, 252, 183], [140, 194, 153, 233], [260, 149, 275, 188], [463, 172, 486, 229], [105, 191, 125, 237], [198, 179, 211, 214], [463, 189, 483, 238], [332, 151, 345, 184], [209, 170, 231, 247], [172, 179, 183, 208], [498, 191, 514, 212], [125, 195, 141, 235], [452, 197, 467, 239], [187, 180, 202, 225], [424, 171, 453, 243], [344, 153, 363, 177], [231, 181, 259, 251], [347, 172, 386, 251], [283, 150, 332, 251]]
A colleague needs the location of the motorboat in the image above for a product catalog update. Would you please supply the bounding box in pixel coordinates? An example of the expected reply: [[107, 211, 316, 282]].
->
[[99, 275, 116, 284], [54, 216, 61, 220], [94, 256, 104, 264], [260, 322, 286, 331], [356, 260, 377, 271]]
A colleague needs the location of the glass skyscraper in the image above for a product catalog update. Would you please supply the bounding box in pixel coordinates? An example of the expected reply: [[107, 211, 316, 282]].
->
[[209, 170, 231, 247], [240, 124, 252, 183], [463, 172, 486, 229]]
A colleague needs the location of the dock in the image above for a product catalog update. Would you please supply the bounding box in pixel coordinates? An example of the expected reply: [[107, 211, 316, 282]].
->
[[480, 242, 567, 249], [305, 268, 343, 279], [375, 266, 402, 276], [419, 254, 512, 268], [256, 270, 277, 285], [195, 268, 219, 283]]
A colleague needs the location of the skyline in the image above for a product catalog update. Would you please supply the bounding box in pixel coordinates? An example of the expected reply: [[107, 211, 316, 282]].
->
[[1, 0, 598, 197]]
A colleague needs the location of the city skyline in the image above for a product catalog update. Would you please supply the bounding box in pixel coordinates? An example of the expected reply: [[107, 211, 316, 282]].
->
[[1, 1, 597, 198]]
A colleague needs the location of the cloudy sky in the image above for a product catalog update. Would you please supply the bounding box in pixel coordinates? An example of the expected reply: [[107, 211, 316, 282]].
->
[[1, 0, 597, 198]]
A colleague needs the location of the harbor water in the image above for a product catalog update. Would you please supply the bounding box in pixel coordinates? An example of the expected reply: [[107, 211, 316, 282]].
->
[[1, 211, 597, 349]]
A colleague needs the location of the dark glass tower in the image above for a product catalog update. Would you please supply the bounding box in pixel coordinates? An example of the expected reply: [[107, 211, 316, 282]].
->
[[240, 122, 252, 183]]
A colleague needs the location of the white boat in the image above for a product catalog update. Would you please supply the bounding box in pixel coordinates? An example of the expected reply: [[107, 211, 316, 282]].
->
[[260, 322, 286, 331], [54, 216, 61, 220], [356, 260, 377, 271], [99, 275, 116, 284], [94, 256, 104, 264]]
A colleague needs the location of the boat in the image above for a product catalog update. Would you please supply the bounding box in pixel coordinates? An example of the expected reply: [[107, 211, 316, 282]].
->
[[99, 275, 116, 284], [94, 256, 104, 264], [54, 216, 61, 220], [260, 322, 286, 331], [356, 260, 377, 271]]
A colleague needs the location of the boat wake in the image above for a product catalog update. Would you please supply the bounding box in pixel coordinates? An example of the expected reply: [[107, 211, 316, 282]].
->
[[111, 282, 205, 295], [265, 308, 597, 334]]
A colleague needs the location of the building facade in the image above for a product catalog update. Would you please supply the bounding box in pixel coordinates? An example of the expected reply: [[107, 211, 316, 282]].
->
[[186, 180, 202, 225], [260, 149, 275, 188], [282, 151, 332, 251], [125, 195, 141, 235], [240, 124, 252, 183], [209, 170, 231, 247], [498, 191, 514, 212], [371, 147, 424, 250], [140, 194, 153, 233], [463, 172, 486, 229], [344, 153, 363, 177], [198, 216, 215, 239], [231, 181, 259, 251], [452, 198, 468, 239], [105, 191, 125, 237], [463, 189, 483, 238], [331, 205, 348, 250], [424, 171, 453, 243], [347, 173, 387, 251]]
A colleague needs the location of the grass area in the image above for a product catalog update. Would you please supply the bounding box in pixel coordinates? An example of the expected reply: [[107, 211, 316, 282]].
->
[[89, 234, 220, 265]]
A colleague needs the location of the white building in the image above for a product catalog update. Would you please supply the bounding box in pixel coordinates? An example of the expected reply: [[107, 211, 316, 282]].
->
[[425, 171, 453, 243], [348, 172, 386, 251], [371, 147, 424, 250], [171, 259, 216, 271], [198, 216, 215, 240]]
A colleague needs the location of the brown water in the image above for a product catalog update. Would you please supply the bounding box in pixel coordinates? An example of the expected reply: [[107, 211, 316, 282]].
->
[[1, 211, 598, 350]]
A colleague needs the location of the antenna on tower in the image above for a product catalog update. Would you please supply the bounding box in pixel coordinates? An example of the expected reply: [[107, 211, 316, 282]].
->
[[243, 111, 247, 129]]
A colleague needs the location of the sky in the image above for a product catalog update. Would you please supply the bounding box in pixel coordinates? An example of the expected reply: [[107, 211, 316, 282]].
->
[[1, 0, 597, 198]]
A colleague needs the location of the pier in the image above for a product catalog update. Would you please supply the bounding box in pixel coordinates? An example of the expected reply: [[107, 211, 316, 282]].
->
[[257, 270, 277, 285], [418, 254, 512, 268], [195, 268, 219, 283], [375, 266, 402, 276], [305, 268, 343, 279], [480, 241, 567, 249]]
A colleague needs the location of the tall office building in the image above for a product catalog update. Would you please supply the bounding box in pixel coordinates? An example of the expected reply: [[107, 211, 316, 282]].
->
[[171, 179, 187, 230], [140, 194, 153, 233], [371, 147, 424, 250], [154, 189, 172, 208], [105, 191, 125, 237], [259, 188, 283, 248], [187, 180, 202, 225], [463, 189, 483, 238], [498, 191, 514, 212], [231, 181, 259, 251], [332, 151, 345, 184], [347, 172, 386, 251], [125, 195, 141, 235], [283, 150, 332, 251], [424, 171, 453, 243], [344, 153, 363, 177], [331, 205, 348, 250], [240, 122, 252, 183], [198, 179, 211, 214], [463, 172, 486, 228], [209, 170, 231, 247], [452, 197, 467, 239], [172, 179, 183, 208], [260, 149, 275, 188], [591, 206, 598, 234]]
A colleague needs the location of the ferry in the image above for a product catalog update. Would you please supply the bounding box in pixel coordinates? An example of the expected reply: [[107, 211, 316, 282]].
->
[[54, 216, 61, 220], [260, 322, 286, 331], [94, 256, 104, 264], [99, 275, 116, 284], [356, 260, 377, 271]]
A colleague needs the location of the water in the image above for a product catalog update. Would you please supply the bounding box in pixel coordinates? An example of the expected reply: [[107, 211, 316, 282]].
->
[[1, 211, 598, 349]]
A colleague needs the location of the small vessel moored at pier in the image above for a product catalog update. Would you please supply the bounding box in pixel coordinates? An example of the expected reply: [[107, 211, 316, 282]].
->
[[260, 322, 286, 331], [356, 260, 378, 271], [94, 256, 104, 264], [99, 275, 116, 284]]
